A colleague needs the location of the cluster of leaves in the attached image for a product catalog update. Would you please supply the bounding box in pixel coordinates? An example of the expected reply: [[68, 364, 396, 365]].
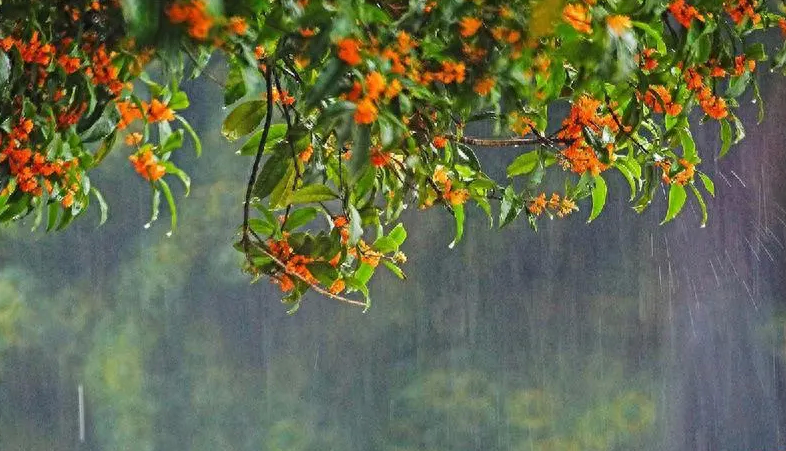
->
[[2, 0, 786, 310]]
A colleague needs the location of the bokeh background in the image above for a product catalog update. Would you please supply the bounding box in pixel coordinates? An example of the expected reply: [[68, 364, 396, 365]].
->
[[0, 60, 785, 451]]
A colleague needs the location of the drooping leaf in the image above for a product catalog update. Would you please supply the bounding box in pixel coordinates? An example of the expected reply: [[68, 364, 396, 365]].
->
[[222, 100, 267, 141], [662, 183, 687, 224], [588, 176, 607, 223]]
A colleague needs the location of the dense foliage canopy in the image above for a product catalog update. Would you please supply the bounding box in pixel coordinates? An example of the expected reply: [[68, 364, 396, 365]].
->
[[0, 0, 783, 310]]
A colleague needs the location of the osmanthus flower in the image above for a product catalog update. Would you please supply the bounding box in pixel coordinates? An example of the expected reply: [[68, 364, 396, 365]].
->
[[166, 0, 214, 40], [527, 193, 548, 215], [668, 0, 705, 28], [354, 98, 378, 124], [128, 148, 166, 182], [643, 86, 683, 116], [473, 77, 496, 96], [146, 99, 175, 123], [459, 17, 483, 38], [337, 38, 362, 66], [725, 0, 761, 26], [606, 15, 632, 37], [562, 3, 593, 34]]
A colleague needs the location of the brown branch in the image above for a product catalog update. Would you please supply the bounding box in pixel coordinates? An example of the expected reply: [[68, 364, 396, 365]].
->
[[445, 134, 569, 148], [242, 62, 275, 258]]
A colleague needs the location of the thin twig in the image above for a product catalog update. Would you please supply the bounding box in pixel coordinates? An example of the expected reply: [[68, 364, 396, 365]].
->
[[242, 62, 275, 258], [445, 134, 569, 148]]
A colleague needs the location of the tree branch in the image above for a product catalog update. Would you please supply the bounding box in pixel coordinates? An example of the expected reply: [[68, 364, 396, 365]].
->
[[242, 62, 275, 258], [446, 134, 569, 148]]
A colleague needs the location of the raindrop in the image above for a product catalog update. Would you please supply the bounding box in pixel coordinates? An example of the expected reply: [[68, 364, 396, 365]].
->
[[143, 223, 151, 229], [166, 231, 173, 237]]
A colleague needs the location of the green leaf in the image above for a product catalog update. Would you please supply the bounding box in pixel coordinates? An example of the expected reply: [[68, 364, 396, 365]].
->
[[507, 151, 539, 177], [268, 162, 296, 209], [382, 260, 406, 280], [449, 204, 465, 249], [252, 151, 291, 200], [679, 128, 697, 163], [160, 161, 191, 196], [689, 183, 708, 227], [249, 218, 275, 236], [288, 184, 338, 205], [90, 187, 109, 225], [388, 223, 406, 246], [158, 179, 178, 232], [372, 236, 398, 253], [354, 263, 375, 285], [616, 164, 637, 201], [499, 185, 523, 227], [633, 21, 666, 53], [224, 62, 247, 105], [169, 91, 190, 110], [348, 204, 363, 246], [719, 118, 732, 158], [161, 129, 184, 153], [239, 123, 287, 155], [45, 202, 59, 232], [222, 100, 267, 141], [588, 176, 607, 223], [698, 172, 715, 197], [661, 183, 687, 224], [176, 115, 202, 156], [306, 261, 338, 286], [305, 60, 345, 109], [283, 207, 318, 231], [0, 52, 10, 87]]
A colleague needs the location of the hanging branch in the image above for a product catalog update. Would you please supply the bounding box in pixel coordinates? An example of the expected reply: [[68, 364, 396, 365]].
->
[[242, 61, 276, 258]]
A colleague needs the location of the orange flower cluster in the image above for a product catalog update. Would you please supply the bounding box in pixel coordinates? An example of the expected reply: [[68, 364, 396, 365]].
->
[[0, 118, 77, 201], [639, 48, 659, 71], [370, 146, 392, 167], [271, 89, 296, 106], [421, 60, 467, 85], [563, 3, 592, 34], [13, 31, 54, 66], [116, 98, 175, 129], [509, 113, 535, 136], [349, 241, 383, 267], [128, 148, 166, 182], [265, 235, 321, 292], [473, 77, 496, 96], [298, 144, 313, 163], [668, 0, 705, 28], [433, 166, 469, 206], [606, 15, 632, 37], [527, 192, 577, 217], [337, 38, 362, 66], [353, 71, 388, 124], [682, 67, 729, 120], [459, 17, 483, 37], [556, 96, 618, 176], [733, 55, 756, 77], [227, 17, 248, 35], [643, 85, 683, 116], [86, 44, 125, 96], [167, 0, 214, 40], [655, 158, 695, 185], [725, 0, 761, 26]]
